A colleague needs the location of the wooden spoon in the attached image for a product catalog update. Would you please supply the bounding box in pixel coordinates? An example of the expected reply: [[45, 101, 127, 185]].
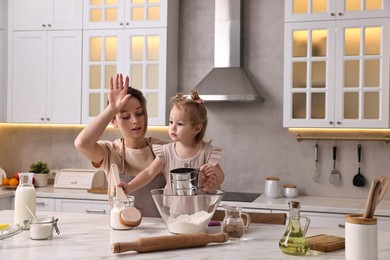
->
[[363, 179, 379, 218]]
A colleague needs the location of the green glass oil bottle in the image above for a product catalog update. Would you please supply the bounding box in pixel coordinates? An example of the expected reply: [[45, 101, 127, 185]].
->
[[279, 201, 310, 256]]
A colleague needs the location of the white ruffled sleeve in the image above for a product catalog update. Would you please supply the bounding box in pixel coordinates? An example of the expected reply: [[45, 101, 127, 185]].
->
[[208, 145, 222, 166], [152, 144, 166, 164]]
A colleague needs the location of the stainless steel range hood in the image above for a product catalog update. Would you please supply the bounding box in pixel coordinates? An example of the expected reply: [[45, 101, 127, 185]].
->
[[194, 0, 264, 102]]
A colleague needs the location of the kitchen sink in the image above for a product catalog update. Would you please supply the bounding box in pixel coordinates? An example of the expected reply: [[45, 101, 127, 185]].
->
[[222, 192, 261, 202]]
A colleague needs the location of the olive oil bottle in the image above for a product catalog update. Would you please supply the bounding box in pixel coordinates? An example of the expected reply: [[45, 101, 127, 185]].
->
[[279, 201, 310, 256]]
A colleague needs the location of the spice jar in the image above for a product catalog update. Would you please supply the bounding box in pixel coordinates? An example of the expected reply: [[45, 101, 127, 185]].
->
[[110, 196, 142, 230], [26, 216, 60, 240], [222, 205, 251, 239]]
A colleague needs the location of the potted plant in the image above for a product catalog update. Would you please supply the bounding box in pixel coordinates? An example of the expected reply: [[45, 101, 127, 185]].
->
[[29, 161, 50, 187]]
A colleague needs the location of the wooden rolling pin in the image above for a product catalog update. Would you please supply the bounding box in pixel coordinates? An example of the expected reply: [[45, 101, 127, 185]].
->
[[111, 232, 229, 253]]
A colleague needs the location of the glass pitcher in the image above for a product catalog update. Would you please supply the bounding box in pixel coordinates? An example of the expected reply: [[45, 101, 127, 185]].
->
[[222, 204, 251, 239], [279, 201, 310, 255]]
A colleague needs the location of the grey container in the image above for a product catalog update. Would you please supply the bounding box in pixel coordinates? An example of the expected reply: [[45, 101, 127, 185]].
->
[[170, 168, 199, 195]]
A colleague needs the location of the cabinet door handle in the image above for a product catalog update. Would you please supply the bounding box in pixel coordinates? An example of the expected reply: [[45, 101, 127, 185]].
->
[[41, 117, 45, 121], [126, 22, 129, 25], [329, 121, 334, 125], [36, 202, 46, 206], [336, 121, 341, 125], [85, 209, 106, 214], [46, 118, 50, 121], [47, 24, 51, 27], [330, 13, 336, 16], [42, 24, 46, 27], [120, 22, 123, 26], [338, 224, 345, 228], [338, 13, 343, 16]]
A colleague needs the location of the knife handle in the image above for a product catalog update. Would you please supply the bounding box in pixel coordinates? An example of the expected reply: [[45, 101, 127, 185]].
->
[[111, 232, 229, 253]]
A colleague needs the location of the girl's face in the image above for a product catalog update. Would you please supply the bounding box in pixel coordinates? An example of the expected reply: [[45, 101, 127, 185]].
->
[[168, 105, 201, 144], [112, 97, 146, 139]]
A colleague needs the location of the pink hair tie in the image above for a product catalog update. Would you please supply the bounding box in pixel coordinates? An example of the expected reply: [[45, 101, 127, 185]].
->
[[196, 98, 204, 104]]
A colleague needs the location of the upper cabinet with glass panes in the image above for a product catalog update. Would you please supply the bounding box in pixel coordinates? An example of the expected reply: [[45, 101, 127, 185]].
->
[[283, 1, 390, 128], [285, 0, 390, 22], [84, 0, 168, 29]]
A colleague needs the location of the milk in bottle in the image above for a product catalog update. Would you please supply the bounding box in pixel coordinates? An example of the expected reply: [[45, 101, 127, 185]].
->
[[14, 173, 36, 229]]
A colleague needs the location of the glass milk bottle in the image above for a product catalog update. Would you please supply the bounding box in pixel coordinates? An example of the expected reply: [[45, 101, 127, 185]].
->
[[14, 173, 36, 229]]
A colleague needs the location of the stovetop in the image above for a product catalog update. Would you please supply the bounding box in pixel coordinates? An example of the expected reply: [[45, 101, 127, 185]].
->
[[222, 192, 261, 202]]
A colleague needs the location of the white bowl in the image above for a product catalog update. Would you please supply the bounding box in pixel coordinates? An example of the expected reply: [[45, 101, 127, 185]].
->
[[283, 187, 298, 198]]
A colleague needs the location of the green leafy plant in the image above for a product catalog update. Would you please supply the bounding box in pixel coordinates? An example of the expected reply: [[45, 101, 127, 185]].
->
[[29, 161, 50, 174]]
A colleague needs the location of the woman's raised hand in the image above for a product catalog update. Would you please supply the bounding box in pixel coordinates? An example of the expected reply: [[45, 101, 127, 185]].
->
[[109, 73, 131, 113]]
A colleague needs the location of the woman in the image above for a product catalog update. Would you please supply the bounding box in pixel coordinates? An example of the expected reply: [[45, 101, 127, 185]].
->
[[74, 73, 168, 217]]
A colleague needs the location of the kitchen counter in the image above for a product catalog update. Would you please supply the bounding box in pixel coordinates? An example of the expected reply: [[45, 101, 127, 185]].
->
[[1, 210, 390, 259], [1, 185, 390, 216]]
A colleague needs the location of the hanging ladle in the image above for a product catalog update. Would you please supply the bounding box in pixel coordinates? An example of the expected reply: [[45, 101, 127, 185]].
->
[[353, 144, 366, 187]]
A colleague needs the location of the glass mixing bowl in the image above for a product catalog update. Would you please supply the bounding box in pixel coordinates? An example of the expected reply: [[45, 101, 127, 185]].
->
[[151, 188, 224, 234]]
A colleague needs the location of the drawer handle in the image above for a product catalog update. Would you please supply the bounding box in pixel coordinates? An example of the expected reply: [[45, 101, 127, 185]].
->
[[338, 224, 345, 228], [36, 202, 46, 206], [85, 209, 106, 214]]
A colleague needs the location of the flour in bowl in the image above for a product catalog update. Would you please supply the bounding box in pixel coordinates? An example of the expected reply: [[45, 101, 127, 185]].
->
[[166, 211, 213, 234]]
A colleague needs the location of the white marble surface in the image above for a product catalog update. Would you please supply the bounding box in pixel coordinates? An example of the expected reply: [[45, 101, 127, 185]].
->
[[1, 185, 390, 216], [1, 210, 389, 259]]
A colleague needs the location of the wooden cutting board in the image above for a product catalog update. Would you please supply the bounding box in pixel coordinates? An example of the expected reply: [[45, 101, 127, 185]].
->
[[307, 234, 345, 252]]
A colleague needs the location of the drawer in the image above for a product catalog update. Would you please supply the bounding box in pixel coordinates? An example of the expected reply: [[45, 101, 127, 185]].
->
[[55, 199, 110, 215], [36, 197, 56, 212]]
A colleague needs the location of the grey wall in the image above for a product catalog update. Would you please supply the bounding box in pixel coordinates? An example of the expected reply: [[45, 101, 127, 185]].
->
[[1, 0, 390, 200]]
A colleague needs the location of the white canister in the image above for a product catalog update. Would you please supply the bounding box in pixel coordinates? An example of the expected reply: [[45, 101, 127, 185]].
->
[[264, 177, 280, 198], [345, 214, 377, 260]]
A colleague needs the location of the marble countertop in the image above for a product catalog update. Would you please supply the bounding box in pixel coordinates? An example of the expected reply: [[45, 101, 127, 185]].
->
[[1, 185, 390, 216], [1, 210, 389, 259]]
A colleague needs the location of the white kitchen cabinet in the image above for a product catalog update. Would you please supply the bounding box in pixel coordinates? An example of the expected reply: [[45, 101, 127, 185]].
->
[[285, 0, 390, 22], [0, 196, 12, 210], [83, 0, 168, 29], [55, 198, 111, 215], [82, 0, 178, 125], [36, 197, 56, 212], [9, 30, 82, 123], [0, 0, 5, 29], [11, 0, 82, 31], [284, 3, 390, 128]]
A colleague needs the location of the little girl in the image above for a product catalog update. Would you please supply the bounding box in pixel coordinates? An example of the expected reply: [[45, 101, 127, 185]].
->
[[120, 91, 225, 195]]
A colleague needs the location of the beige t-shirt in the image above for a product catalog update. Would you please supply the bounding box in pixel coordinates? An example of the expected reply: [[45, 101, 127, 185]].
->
[[96, 137, 168, 217]]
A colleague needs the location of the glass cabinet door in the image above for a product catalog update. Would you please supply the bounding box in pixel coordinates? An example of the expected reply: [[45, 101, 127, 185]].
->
[[82, 30, 123, 122], [82, 28, 167, 125], [122, 28, 167, 125], [283, 21, 336, 127], [83, 0, 167, 29], [335, 18, 390, 128], [285, 0, 390, 22]]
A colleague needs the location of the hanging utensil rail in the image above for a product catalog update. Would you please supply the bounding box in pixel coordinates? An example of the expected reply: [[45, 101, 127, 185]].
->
[[296, 135, 390, 143]]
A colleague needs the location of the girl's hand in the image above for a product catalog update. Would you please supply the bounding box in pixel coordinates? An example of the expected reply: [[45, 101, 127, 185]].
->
[[200, 163, 218, 192], [109, 73, 130, 113], [116, 181, 131, 195]]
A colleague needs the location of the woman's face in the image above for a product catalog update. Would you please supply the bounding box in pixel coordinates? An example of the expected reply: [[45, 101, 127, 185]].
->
[[168, 105, 200, 144], [113, 97, 146, 139]]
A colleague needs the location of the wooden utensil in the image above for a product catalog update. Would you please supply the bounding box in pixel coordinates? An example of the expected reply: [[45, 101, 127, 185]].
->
[[111, 232, 229, 253], [363, 179, 379, 218], [111, 164, 127, 201], [368, 176, 390, 218]]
